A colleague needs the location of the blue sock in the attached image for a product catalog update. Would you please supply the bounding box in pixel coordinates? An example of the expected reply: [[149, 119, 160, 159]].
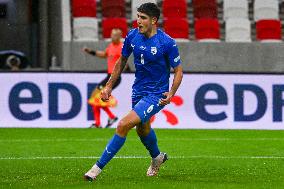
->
[[139, 129, 160, 158], [96, 134, 126, 169]]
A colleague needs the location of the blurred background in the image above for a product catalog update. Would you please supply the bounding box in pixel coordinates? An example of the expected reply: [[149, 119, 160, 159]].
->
[[0, 0, 283, 73]]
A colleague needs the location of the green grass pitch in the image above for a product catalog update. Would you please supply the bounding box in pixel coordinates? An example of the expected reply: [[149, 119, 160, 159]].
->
[[0, 128, 284, 189]]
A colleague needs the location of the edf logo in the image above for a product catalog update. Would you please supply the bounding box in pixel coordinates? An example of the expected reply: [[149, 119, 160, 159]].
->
[[194, 83, 284, 122], [9, 82, 97, 121], [8, 82, 284, 123]]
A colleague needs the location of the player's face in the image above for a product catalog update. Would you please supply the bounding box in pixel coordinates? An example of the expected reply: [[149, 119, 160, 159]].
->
[[137, 12, 157, 36]]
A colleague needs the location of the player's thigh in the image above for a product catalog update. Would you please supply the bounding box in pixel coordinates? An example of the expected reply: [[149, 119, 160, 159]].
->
[[136, 120, 151, 137], [116, 110, 141, 134], [133, 95, 164, 124]]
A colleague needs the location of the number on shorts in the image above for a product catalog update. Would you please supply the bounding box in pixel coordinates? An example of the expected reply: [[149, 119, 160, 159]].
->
[[147, 105, 154, 114]]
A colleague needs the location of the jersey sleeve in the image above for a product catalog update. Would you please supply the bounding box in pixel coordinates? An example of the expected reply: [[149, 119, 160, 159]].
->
[[165, 39, 181, 68], [121, 30, 135, 58]]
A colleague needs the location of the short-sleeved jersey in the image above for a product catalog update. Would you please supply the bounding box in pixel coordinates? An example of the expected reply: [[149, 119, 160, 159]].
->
[[105, 41, 123, 74], [122, 28, 181, 96]]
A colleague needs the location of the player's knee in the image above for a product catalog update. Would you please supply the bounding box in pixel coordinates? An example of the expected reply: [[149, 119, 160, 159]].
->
[[116, 120, 130, 136]]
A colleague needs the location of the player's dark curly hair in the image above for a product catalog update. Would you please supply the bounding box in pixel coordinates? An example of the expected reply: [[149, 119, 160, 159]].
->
[[137, 2, 160, 21]]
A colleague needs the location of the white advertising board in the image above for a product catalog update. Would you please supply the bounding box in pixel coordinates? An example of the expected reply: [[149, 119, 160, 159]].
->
[[1, 73, 284, 129]]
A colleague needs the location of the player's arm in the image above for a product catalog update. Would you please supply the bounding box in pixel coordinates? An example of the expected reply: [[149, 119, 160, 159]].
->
[[101, 56, 128, 101], [169, 64, 183, 96], [159, 65, 183, 106], [169, 64, 183, 97], [101, 29, 134, 101], [159, 39, 183, 106], [106, 56, 128, 88], [82, 47, 107, 58]]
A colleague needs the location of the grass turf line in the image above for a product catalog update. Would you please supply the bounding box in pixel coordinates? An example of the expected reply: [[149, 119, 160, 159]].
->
[[0, 128, 283, 189]]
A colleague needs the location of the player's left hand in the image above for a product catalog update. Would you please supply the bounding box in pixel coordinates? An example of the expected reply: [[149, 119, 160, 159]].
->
[[159, 92, 172, 106]]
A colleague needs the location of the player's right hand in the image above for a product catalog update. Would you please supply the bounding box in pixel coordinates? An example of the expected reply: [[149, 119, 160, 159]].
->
[[101, 87, 112, 102]]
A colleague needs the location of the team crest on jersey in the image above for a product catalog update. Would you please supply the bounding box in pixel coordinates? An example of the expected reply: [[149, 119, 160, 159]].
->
[[140, 46, 146, 50], [151, 47, 157, 55]]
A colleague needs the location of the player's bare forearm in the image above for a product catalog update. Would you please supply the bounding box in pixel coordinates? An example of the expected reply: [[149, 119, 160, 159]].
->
[[159, 64, 183, 106], [101, 56, 127, 102], [169, 64, 183, 97], [106, 56, 128, 89]]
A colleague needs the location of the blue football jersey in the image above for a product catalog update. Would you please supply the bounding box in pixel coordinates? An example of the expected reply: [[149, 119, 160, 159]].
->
[[122, 28, 181, 96]]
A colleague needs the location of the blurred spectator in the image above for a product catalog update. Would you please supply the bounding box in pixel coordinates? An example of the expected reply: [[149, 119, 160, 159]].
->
[[6, 55, 21, 71], [0, 50, 30, 70]]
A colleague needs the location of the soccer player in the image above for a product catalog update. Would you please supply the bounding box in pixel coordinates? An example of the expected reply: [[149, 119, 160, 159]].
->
[[84, 2, 183, 181]]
